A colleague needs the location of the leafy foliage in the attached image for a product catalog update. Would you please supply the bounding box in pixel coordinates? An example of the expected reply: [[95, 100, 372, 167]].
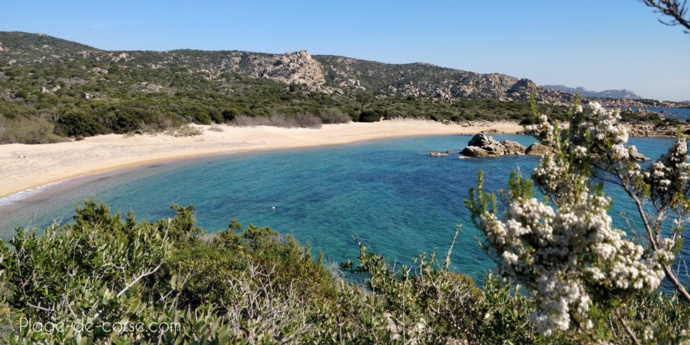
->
[[0, 201, 688, 343]]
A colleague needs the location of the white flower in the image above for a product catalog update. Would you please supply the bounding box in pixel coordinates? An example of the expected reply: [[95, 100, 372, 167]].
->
[[502, 251, 519, 265], [573, 145, 587, 157], [475, 101, 670, 337]]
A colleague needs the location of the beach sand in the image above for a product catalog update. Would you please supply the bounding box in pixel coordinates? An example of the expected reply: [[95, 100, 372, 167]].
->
[[0, 120, 523, 199]]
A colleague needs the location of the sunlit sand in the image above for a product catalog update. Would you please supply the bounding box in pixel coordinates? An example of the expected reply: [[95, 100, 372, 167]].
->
[[0, 120, 523, 199]]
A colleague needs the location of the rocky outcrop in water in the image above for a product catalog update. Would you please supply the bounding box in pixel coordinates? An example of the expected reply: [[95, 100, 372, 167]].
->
[[525, 143, 554, 156], [429, 151, 449, 157], [460, 134, 528, 157], [502, 140, 527, 155], [458, 132, 653, 162], [461, 134, 506, 157], [457, 133, 562, 157], [628, 146, 650, 161]]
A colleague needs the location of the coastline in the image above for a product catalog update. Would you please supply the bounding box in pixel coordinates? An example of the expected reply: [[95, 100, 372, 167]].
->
[[0, 120, 523, 201]]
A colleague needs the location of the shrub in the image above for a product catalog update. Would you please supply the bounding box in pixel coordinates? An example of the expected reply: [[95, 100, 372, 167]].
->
[[172, 124, 204, 136], [56, 110, 108, 138], [191, 108, 212, 125], [294, 113, 323, 128], [319, 107, 351, 124], [222, 108, 241, 122], [209, 109, 224, 124], [358, 110, 383, 122], [0, 115, 66, 144]]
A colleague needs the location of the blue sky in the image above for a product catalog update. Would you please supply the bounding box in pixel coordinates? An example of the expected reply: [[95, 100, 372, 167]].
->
[[1, 1, 688, 101]]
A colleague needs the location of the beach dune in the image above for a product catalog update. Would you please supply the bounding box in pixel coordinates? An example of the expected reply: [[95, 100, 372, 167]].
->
[[0, 120, 523, 199]]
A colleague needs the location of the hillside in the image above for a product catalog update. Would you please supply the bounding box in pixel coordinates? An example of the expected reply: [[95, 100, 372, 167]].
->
[[0, 31, 682, 143]]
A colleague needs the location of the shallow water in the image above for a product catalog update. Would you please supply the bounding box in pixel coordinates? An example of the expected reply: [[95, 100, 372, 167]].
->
[[0, 134, 679, 283]]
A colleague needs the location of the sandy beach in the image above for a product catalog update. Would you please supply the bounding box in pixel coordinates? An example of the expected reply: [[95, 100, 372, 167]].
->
[[0, 120, 523, 199]]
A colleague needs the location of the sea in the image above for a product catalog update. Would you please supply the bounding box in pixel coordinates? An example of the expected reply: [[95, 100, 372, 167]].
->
[[0, 134, 682, 285], [642, 107, 690, 120]]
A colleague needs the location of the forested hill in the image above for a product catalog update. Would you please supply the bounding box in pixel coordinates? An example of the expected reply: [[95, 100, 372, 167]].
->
[[0, 31, 543, 101], [0, 32, 677, 143]]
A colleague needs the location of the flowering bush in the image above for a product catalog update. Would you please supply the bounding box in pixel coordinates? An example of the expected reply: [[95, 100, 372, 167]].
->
[[467, 98, 689, 340]]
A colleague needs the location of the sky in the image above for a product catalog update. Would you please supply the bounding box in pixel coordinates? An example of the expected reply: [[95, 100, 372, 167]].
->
[[1, 1, 688, 101]]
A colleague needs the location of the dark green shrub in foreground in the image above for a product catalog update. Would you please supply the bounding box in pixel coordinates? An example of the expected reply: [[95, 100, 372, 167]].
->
[[0, 201, 688, 343]]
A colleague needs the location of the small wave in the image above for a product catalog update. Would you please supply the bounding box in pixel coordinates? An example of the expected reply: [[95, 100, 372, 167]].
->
[[0, 181, 66, 207]]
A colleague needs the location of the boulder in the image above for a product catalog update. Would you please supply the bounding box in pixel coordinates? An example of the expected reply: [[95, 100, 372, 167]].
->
[[463, 133, 506, 157], [429, 151, 448, 157], [628, 146, 650, 161], [525, 143, 554, 156], [467, 133, 498, 147], [461, 146, 490, 157], [502, 140, 526, 155], [484, 143, 506, 156]]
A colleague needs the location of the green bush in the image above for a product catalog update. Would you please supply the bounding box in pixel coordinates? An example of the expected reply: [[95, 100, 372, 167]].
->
[[56, 110, 108, 137], [222, 108, 241, 122], [358, 109, 383, 122], [0, 115, 65, 144], [319, 107, 351, 124], [0, 201, 688, 343], [208, 108, 224, 124]]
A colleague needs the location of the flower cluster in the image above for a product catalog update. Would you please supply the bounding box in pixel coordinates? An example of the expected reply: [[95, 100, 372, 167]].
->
[[575, 102, 630, 160], [643, 137, 690, 208], [469, 99, 690, 337], [532, 150, 589, 199], [527, 113, 556, 146], [472, 102, 673, 337], [478, 177, 664, 336]]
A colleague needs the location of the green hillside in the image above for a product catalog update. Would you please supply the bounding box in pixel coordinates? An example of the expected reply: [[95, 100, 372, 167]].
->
[[0, 32, 667, 144]]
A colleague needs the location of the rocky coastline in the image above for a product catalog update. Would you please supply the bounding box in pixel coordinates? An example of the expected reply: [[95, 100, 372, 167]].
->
[[625, 122, 690, 138], [430, 133, 651, 161]]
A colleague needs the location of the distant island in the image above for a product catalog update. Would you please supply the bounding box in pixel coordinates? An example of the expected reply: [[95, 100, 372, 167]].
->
[[542, 84, 642, 100]]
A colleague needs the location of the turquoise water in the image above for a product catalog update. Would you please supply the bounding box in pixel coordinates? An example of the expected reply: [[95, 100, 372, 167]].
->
[[0, 135, 679, 283]]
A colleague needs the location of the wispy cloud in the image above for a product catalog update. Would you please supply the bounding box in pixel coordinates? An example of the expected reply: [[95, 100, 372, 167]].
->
[[91, 24, 107, 30]]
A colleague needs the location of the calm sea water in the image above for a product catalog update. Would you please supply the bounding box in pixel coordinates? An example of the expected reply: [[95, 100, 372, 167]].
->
[[0, 135, 679, 283], [642, 107, 690, 120]]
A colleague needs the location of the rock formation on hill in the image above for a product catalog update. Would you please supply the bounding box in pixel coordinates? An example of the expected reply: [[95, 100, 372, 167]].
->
[[259, 50, 326, 89], [0, 31, 686, 110]]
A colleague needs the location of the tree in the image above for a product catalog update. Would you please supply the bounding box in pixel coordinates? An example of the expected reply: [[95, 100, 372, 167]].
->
[[467, 98, 687, 341], [642, 0, 690, 33]]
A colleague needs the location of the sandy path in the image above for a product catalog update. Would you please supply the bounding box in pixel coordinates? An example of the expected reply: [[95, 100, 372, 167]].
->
[[0, 120, 523, 199]]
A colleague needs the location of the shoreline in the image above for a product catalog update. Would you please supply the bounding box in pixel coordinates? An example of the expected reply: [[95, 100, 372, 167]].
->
[[0, 120, 524, 202]]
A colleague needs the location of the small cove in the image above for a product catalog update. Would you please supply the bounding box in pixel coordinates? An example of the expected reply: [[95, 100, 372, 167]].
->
[[0, 134, 680, 283]]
